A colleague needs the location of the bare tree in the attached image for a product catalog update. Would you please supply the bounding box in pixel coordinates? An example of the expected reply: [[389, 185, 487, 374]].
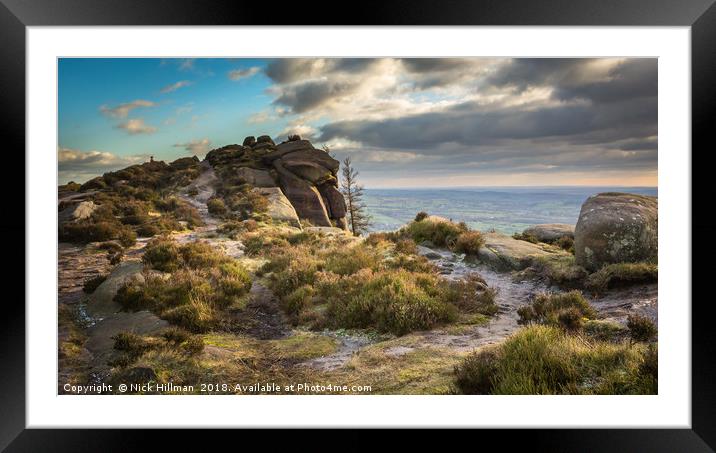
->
[[340, 156, 371, 236]]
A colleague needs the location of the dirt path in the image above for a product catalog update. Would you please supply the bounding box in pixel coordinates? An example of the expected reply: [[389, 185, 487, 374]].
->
[[226, 282, 290, 340]]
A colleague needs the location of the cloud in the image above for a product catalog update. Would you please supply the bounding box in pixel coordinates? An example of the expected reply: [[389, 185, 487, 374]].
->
[[228, 66, 260, 81], [179, 59, 195, 71], [58, 147, 149, 183], [174, 138, 211, 156], [99, 99, 156, 118], [247, 110, 274, 124], [116, 118, 157, 135], [160, 80, 191, 93]]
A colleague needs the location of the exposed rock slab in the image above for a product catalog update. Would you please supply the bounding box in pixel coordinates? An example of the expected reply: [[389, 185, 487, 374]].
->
[[86, 261, 144, 317], [523, 223, 575, 242], [477, 232, 566, 271], [59, 200, 97, 223], [252, 187, 301, 228], [574, 192, 657, 271]]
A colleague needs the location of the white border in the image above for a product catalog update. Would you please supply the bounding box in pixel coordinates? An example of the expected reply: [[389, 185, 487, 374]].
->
[[27, 27, 690, 428]]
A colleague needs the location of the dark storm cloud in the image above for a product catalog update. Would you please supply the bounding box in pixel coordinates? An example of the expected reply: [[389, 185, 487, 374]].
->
[[488, 58, 657, 103], [318, 96, 657, 150], [273, 79, 361, 113], [264, 58, 378, 84]]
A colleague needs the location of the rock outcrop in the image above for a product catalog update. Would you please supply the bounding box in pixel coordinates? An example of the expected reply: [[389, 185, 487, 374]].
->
[[205, 135, 348, 229], [523, 223, 575, 242], [574, 192, 658, 271], [477, 231, 568, 271], [59, 200, 97, 223]]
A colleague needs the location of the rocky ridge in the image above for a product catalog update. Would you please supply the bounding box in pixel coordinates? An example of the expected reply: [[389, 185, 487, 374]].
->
[[205, 135, 348, 230]]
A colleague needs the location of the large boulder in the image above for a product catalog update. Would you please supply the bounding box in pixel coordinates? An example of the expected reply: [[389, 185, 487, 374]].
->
[[574, 193, 658, 271], [281, 148, 340, 174], [235, 167, 276, 187], [273, 160, 332, 227], [252, 187, 301, 228], [279, 159, 333, 184], [256, 135, 275, 146], [523, 223, 575, 242], [243, 136, 256, 147]]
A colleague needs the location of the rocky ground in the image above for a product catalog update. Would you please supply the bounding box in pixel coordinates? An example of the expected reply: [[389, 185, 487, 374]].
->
[[58, 162, 657, 394]]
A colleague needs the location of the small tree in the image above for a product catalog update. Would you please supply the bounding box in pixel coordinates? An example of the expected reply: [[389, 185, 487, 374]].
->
[[340, 156, 371, 236]]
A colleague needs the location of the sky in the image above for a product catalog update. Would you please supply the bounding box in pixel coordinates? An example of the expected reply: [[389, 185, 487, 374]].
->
[[58, 58, 657, 187]]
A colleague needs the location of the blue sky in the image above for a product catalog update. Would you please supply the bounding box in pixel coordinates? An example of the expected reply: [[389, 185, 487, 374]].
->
[[58, 58, 657, 187]]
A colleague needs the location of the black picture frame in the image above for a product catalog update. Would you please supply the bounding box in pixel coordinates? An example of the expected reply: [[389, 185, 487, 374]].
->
[[2, 0, 714, 450]]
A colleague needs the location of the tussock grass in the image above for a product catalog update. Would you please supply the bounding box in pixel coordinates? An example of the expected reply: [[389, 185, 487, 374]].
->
[[586, 262, 658, 293], [454, 325, 656, 394], [453, 231, 486, 256], [517, 290, 596, 331], [117, 238, 252, 332]]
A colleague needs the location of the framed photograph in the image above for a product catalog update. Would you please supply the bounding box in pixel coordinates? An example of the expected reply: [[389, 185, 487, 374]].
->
[[5, 0, 715, 449]]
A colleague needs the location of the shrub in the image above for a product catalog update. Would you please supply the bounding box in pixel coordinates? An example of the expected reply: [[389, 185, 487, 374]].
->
[[207, 198, 227, 216], [554, 235, 574, 253], [394, 239, 418, 255], [281, 285, 315, 320], [324, 245, 381, 276], [59, 221, 121, 244], [187, 187, 199, 197], [161, 294, 216, 333], [414, 211, 429, 222], [453, 231, 485, 255], [532, 256, 588, 287], [454, 325, 652, 394], [287, 134, 301, 141], [627, 314, 657, 343], [443, 273, 498, 316], [162, 327, 191, 345], [586, 262, 658, 293], [143, 238, 181, 272], [117, 226, 137, 247], [82, 274, 107, 293], [518, 290, 596, 328], [180, 241, 228, 269], [98, 241, 123, 253], [323, 269, 458, 335], [112, 332, 151, 357], [215, 262, 252, 307], [557, 307, 584, 331], [401, 218, 467, 248], [453, 347, 500, 394], [137, 223, 161, 237]]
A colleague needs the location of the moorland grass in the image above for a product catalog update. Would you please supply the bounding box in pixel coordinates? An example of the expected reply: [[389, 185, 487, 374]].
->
[[453, 325, 656, 394]]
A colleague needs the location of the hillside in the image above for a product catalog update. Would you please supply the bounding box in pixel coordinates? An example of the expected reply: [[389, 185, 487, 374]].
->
[[58, 135, 658, 395]]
